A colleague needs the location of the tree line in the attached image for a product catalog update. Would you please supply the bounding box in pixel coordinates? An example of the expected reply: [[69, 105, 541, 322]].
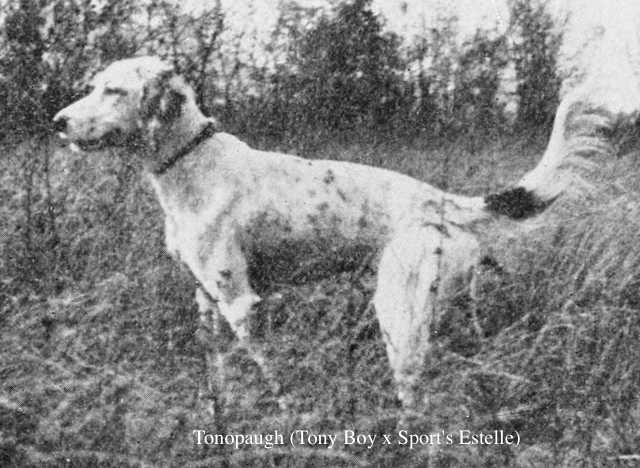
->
[[0, 0, 562, 147]]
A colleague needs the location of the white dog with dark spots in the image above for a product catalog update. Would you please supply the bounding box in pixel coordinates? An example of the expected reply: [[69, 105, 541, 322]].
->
[[54, 56, 565, 407]]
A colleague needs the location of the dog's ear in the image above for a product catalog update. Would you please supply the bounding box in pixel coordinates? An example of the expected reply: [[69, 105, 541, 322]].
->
[[159, 88, 186, 122], [140, 71, 186, 123]]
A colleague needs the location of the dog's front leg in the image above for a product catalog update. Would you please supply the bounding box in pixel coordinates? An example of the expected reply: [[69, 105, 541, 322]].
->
[[197, 231, 286, 405], [197, 229, 260, 340], [194, 287, 231, 418]]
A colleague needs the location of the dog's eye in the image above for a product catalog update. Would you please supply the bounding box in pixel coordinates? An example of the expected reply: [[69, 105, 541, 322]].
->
[[104, 87, 127, 96]]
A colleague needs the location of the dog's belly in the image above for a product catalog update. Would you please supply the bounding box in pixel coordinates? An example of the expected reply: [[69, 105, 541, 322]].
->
[[245, 235, 376, 291], [240, 210, 380, 291]]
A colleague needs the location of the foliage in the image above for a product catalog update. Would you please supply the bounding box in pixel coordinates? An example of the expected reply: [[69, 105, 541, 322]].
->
[[405, 15, 461, 138], [508, 0, 563, 130], [453, 30, 509, 138], [0, 0, 565, 146], [291, 0, 404, 132], [231, 0, 409, 148]]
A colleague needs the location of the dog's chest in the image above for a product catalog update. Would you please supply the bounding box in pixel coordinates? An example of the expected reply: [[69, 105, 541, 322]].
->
[[160, 202, 222, 267], [152, 176, 235, 266], [163, 212, 199, 264]]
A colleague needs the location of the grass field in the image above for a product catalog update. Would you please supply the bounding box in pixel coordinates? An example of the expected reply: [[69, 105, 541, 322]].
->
[[2, 132, 640, 467]]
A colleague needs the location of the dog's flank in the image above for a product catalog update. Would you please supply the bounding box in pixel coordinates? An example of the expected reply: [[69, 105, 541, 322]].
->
[[53, 56, 562, 408]]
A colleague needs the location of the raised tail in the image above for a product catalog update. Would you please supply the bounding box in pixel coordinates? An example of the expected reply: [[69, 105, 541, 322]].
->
[[484, 82, 632, 219]]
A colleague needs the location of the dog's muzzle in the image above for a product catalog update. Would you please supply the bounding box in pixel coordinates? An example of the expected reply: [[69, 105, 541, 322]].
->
[[52, 111, 129, 151]]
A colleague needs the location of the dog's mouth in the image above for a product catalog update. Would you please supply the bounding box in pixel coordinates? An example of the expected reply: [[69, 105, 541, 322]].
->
[[57, 129, 126, 151]]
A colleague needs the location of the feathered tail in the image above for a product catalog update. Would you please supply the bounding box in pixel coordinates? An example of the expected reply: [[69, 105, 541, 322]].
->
[[484, 83, 633, 219]]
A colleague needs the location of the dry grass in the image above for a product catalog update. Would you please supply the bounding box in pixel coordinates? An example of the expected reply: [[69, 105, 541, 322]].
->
[[1, 134, 640, 467]]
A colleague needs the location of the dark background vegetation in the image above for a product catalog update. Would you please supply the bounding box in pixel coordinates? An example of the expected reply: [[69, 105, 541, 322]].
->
[[2, 0, 639, 466]]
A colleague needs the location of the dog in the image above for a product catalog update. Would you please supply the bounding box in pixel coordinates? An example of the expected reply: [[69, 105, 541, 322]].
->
[[53, 56, 565, 407]]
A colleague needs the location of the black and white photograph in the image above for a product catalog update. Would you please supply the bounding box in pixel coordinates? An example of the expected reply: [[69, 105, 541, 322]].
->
[[2, 0, 640, 466]]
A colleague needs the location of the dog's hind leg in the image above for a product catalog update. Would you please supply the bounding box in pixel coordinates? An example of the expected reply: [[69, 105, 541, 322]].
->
[[374, 227, 442, 409], [375, 226, 481, 408]]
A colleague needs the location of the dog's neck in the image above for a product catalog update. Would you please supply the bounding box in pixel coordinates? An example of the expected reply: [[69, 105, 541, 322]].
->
[[144, 100, 215, 175], [152, 120, 217, 175], [144, 101, 224, 216]]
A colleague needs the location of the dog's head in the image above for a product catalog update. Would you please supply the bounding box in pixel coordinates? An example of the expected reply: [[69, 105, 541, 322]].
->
[[53, 56, 197, 152]]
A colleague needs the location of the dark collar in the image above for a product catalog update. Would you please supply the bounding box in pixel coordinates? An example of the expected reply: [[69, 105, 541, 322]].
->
[[153, 121, 217, 175]]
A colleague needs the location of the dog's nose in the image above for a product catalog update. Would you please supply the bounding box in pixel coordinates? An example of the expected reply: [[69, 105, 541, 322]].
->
[[53, 115, 68, 133]]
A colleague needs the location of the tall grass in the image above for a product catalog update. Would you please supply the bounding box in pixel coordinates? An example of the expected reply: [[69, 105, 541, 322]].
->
[[1, 134, 639, 467]]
